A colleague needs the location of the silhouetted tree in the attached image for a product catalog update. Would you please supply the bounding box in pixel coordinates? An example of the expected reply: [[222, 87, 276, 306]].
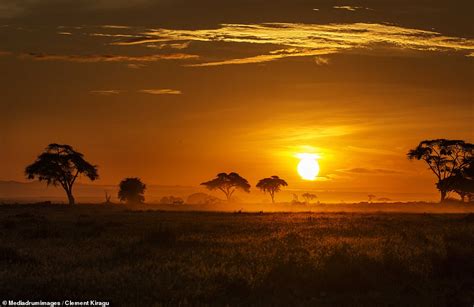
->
[[256, 176, 288, 203], [104, 191, 112, 205], [408, 139, 474, 202], [25, 144, 98, 205], [201, 172, 250, 201], [438, 160, 474, 202], [118, 178, 146, 204], [302, 192, 317, 204]]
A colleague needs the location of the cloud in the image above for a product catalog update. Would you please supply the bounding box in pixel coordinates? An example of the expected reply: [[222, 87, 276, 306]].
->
[[338, 168, 402, 174], [148, 42, 191, 50], [187, 48, 336, 67], [89, 33, 139, 38], [101, 25, 132, 29], [90, 90, 121, 95], [346, 146, 400, 156], [107, 22, 474, 66], [90, 88, 182, 95], [333, 6, 372, 11], [314, 56, 330, 65], [138, 89, 182, 95], [126, 63, 146, 69], [20, 52, 198, 63]]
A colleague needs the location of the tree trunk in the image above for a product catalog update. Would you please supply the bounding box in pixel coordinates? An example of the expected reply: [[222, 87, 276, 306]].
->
[[270, 192, 275, 204], [66, 191, 75, 205], [440, 190, 447, 203]]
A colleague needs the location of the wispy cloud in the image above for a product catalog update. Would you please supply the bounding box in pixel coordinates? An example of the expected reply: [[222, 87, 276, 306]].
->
[[90, 88, 182, 95], [107, 23, 474, 66], [89, 33, 139, 38], [187, 48, 336, 67], [337, 168, 402, 174], [101, 25, 132, 29], [90, 90, 121, 95], [138, 89, 182, 95], [126, 63, 146, 69], [20, 52, 198, 63], [333, 6, 372, 11], [346, 146, 400, 156], [147, 42, 191, 50], [314, 56, 330, 65]]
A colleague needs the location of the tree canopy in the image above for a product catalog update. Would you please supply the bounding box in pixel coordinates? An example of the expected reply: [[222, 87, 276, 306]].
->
[[118, 178, 146, 204], [25, 143, 98, 205], [302, 193, 317, 204], [437, 159, 474, 202], [256, 176, 288, 203], [408, 139, 473, 202], [201, 172, 250, 201]]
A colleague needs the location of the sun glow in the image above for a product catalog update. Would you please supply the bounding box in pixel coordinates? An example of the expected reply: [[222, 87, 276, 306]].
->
[[297, 153, 320, 180]]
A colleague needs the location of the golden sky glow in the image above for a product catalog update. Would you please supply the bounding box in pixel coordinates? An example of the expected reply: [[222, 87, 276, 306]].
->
[[0, 0, 473, 202]]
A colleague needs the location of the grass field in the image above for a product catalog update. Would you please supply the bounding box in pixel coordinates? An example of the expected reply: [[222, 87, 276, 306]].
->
[[1, 204, 473, 306]]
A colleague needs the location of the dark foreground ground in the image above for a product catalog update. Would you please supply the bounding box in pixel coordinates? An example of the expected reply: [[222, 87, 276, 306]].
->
[[1, 205, 473, 306]]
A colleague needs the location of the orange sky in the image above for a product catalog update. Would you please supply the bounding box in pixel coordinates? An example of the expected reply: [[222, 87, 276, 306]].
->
[[0, 0, 473, 201]]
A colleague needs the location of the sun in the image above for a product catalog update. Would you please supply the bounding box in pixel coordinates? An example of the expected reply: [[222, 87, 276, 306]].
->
[[297, 153, 320, 181]]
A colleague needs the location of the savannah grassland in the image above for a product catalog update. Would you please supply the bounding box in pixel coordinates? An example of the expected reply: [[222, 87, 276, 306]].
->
[[1, 205, 474, 306]]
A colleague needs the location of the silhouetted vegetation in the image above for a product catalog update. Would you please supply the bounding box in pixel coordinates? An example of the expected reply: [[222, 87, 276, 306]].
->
[[25, 144, 98, 205], [302, 192, 317, 204], [291, 193, 302, 205], [408, 139, 473, 202], [160, 196, 184, 205], [438, 161, 474, 202], [186, 193, 220, 205], [118, 178, 146, 204], [104, 191, 112, 205], [256, 176, 288, 203], [201, 172, 251, 201], [0, 206, 473, 306]]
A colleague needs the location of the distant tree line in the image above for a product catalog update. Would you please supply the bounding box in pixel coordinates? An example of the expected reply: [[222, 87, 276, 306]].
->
[[24, 139, 473, 205]]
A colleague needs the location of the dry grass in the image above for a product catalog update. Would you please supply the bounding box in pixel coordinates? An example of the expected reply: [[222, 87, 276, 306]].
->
[[0, 204, 473, 306]]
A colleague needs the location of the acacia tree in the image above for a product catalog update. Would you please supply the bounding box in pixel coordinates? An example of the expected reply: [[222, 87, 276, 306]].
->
[[25, 144, 99, 205], [118, 178, 146, 204], [256, 176, 288, 203], [408, 139, 474, 202], [302, 192, 317, 204], [438, 159, 474, 202], [201, 172, 251, 201]]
